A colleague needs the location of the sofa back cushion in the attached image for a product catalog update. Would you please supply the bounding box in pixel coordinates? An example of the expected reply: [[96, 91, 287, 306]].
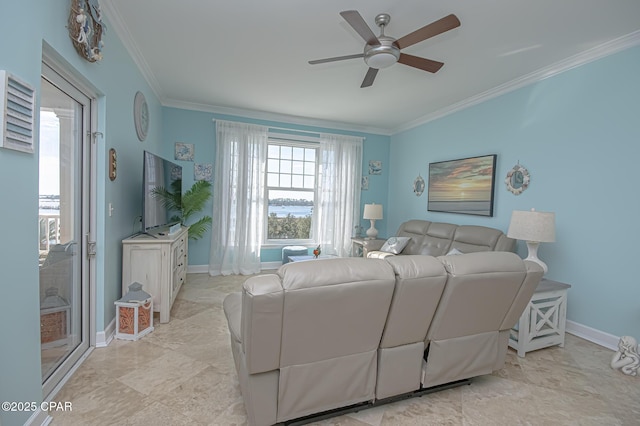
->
[[277, 257, 396, 365], [449, 225, 503, 253], [398, 221, 456, 256], [276, 257, 396, 421], [427, 252, 527, 341], [420, 251, 541, 388], [394, 220, 515, 256], [380, 255, 448, 348]]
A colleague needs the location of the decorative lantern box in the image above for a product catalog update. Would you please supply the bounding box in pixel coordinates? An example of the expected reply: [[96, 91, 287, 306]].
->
[[115, 282, 154, 341], [40, 287, 71, 348]]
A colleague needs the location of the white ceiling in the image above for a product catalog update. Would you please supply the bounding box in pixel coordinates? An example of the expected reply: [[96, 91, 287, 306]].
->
[[103, 0, 640, 135]]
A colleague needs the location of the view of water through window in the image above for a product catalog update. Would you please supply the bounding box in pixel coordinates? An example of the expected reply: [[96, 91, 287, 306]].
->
[[266, 141, 317, 241]]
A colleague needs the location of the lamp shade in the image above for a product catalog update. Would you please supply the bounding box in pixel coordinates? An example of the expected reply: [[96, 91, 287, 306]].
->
[[507, 209, 556, 243], [363, 203, 383, 220]]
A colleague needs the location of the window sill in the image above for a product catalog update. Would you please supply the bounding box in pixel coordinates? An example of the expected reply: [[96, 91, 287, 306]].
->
[[262, 242, 316, 249]]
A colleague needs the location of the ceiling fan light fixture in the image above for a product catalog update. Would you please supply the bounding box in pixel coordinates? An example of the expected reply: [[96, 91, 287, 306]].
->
[[365, 51, 398, 69], [364, 39, 400, 69], [309, 11, 460, 87]]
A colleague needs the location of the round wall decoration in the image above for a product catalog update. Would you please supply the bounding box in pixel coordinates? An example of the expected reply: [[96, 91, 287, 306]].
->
[[68, 0, 106, 62], [133, 91, 149, 141], [505, 164, 530, 195], [413, 175, 425, 196]]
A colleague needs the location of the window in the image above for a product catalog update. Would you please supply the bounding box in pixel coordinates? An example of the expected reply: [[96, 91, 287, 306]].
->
[[265, 140, 317, 242]]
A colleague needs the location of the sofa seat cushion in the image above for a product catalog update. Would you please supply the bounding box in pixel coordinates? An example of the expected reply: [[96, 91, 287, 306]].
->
[[223, 292, 242, 343]]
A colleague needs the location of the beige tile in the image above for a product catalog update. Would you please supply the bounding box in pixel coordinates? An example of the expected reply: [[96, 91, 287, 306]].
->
[[50, 380, 150, 425], [143, 316, 216, 351], [51, 272, 639, 426], [380, 387, 463, 426], [309, 416, 375, 426], [344, 404, 386, 426], [170, 298, 215, 320], [461, 375, 619, 425], [122, 400, 206, 425], [152, 366, 244, 424], [116, 350, 210, 398], [86, 340, 170, 379]]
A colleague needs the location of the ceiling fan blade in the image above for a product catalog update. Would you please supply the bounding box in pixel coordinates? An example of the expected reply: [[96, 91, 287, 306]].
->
[[360, 67, 379, 88], [340, 10, 380, 46], [395, 14, 461, 50], [398, 53, 444, 73], [309, 53, 364, 65]]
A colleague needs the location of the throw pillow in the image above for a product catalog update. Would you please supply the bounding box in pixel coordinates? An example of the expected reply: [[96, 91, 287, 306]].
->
[[380, 237, 411, 254], [446, 247, 464, 256]]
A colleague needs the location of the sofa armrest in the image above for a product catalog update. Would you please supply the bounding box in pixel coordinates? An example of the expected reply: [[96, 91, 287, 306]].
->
[[241, 274, 284, 374], [499, 260, 544, 330], [367, 250, 396, 259]]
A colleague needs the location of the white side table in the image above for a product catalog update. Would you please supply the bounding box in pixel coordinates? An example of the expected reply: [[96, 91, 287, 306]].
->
[[509, 278, 571, 357], [351, 237, 385, 257]]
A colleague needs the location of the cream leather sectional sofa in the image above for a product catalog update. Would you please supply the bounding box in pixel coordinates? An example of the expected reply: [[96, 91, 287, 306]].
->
[[365, 219, 516, 258], [223, 246, 543, 425]]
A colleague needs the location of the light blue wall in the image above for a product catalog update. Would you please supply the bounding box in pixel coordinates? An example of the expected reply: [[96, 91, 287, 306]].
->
[[0, 1, 163, 424], [0, 2, 634, 423], [162, 107, 391, 265], [389, 46, 640, 340]]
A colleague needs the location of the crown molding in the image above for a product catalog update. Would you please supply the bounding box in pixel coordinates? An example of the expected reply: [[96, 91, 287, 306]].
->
[[392, 30, 640, 134], [162, 99, 393, 136], [101, 2, 165, 101]]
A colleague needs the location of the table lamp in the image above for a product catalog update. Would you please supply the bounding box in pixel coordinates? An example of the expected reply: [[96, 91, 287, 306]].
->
[[507, 208, 556, 274], [363, 203, 383, 239]]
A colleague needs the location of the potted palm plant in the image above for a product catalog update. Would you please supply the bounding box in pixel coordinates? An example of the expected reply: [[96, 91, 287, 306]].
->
[[151, 179, 212, 240]]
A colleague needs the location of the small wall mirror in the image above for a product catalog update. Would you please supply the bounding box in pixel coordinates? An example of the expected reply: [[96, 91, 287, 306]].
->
[[505, 164, 530, 195]]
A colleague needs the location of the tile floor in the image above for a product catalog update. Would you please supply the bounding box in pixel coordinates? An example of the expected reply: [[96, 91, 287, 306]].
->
[[50, 272, 640, 425]]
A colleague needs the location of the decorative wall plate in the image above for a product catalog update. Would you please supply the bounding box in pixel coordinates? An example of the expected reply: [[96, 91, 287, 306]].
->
[[134, 91, 149, 141], [68, 0, 106, 62], [505, 164, 530, 195], [413, 175, 425, 196]]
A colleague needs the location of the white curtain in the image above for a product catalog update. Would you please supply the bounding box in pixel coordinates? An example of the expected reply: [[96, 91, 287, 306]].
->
[[209, 120, 268, 276], [315, 133, 363, 257]]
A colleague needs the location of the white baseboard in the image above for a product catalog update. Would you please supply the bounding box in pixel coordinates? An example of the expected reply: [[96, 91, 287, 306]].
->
[[187, 263, 283, 274], [187, 264, 209, 274], [261, 261, 282, 271], [95, 317, 115, 348], [566, 320, 619, 351]]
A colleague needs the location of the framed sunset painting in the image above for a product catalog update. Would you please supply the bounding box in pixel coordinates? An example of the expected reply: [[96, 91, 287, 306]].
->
[[428, 154, 497, 217]]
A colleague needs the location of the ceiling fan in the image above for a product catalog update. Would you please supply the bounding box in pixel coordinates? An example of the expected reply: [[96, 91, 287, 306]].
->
[[309, 10, 461, 88]]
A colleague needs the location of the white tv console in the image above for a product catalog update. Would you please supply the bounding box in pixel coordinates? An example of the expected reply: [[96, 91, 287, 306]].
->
[[122, 226, 188, 323]]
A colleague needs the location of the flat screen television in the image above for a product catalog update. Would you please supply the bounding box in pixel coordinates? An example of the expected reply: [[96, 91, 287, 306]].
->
[[142, 150, 183, 233]]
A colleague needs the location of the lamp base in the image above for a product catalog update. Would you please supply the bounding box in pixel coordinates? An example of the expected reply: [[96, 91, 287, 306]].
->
[[524, 241, 548, 275], [365, 220, 378, 240]]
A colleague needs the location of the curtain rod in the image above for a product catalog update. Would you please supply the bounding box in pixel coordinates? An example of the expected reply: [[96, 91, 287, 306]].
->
[[212, 119, 366, 140]]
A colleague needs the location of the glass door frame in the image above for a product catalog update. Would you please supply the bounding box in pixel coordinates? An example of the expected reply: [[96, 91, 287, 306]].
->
[[40, 55, 97, 399]]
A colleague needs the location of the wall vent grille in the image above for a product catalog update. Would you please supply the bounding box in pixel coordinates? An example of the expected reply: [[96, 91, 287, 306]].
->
[[0, 70, 35, 153]]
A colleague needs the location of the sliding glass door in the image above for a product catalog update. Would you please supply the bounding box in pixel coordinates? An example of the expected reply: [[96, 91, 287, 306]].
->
[[39, 62, 94, 397]]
